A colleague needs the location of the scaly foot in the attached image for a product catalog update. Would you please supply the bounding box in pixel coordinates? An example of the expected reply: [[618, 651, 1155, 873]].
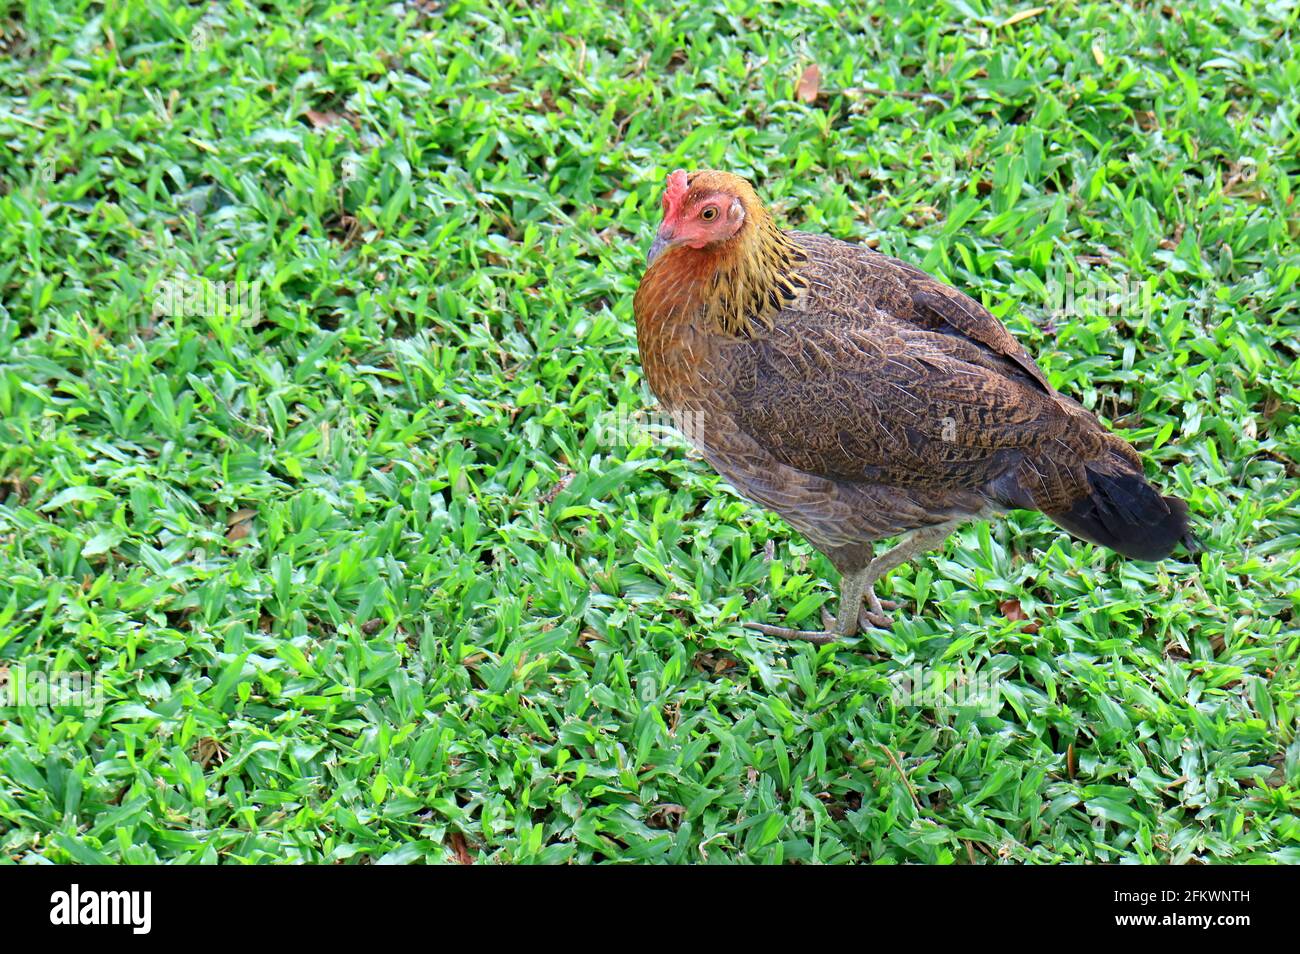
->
[[744, 622, 839, 645], [747, 595, 900, 643], [860, 592, 896, 630], [745, 606, 843, 644]]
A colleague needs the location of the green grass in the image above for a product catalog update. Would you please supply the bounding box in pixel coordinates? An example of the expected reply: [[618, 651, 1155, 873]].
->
[[0, 0, 1297, 864]]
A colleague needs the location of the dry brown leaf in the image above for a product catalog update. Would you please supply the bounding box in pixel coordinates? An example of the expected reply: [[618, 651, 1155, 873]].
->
[[999, 599, 1028, 621], [304, 109, 358, 130], [447, 831, 474, 864], [226, 508, 255, 541], [304, 109, 339, 128], [542, 472, 573, 505], [999, 599, 1041, 634], [693, 650, 738, 674], [648, 804, 686, 829], [1001, 6, 1046, 27], [193, 736, 228, 768], [226, 507, 255, 540], [796, 64, 821, 104]]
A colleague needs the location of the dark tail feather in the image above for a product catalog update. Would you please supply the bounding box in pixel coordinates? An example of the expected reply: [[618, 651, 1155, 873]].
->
[[1047, 469, 1199, 561]]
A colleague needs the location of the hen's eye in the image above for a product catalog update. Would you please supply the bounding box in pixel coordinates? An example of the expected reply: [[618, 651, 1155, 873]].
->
[[701, 207, 718, 221]]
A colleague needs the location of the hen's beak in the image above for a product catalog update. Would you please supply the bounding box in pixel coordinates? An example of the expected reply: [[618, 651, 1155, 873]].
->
[[647, 227, 676, 266]]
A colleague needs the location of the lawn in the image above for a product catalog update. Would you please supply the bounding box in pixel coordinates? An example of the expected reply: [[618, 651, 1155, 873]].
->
[[0, 0, 1297, 864]]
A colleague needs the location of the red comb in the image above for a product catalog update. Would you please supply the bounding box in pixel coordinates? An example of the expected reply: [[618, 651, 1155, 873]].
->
[[662, 169, 690, 216]]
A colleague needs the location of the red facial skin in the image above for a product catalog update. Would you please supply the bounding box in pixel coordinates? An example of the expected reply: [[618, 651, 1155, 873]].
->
[[657, 169, 746, 251]]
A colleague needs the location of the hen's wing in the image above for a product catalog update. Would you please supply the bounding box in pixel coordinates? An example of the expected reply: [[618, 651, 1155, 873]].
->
[[714, 236, 1106, 510], [792, 232, 1056, 393]]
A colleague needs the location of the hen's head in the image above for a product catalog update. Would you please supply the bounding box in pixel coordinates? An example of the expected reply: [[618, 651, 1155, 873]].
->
[[647, 169, 763, 266]]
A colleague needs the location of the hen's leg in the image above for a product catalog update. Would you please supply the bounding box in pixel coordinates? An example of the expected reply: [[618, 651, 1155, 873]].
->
[[746, 522, 958, 642], [746, 566, 869, 644], [857, 522, 957, 629]]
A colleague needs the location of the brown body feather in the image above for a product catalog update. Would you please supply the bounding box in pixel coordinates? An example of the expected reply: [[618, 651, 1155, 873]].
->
[[634, 171, 1194, 573]]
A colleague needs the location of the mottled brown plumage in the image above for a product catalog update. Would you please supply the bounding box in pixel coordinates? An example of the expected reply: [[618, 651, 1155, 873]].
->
[[633, 169, 1196, 642]]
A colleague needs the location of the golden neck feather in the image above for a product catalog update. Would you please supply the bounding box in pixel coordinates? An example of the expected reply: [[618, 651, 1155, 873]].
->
[[638, 209, 810, 338]]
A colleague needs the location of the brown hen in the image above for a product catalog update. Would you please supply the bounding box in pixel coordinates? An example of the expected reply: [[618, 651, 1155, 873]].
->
[[633, 169, 1197, 643]]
